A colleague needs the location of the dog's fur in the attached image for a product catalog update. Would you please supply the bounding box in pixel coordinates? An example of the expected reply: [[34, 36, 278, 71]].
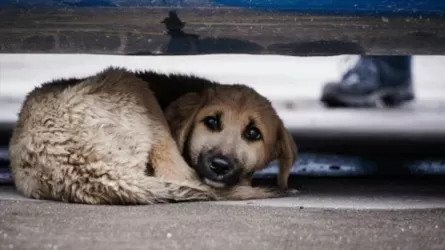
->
[[9, 67, 297, 205]]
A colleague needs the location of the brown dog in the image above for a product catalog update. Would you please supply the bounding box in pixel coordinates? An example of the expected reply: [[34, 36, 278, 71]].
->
[[9, 67, 297, 205]]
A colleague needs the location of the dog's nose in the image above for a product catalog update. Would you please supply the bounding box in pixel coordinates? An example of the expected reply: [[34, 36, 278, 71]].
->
[[209, 156, 234, 176]]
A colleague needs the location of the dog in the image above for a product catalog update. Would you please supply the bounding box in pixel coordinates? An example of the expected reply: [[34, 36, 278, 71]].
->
[[9, 67, 298, 205]]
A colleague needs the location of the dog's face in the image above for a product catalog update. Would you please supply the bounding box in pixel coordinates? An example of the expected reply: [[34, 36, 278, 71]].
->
[[165, 85, 297, 189]]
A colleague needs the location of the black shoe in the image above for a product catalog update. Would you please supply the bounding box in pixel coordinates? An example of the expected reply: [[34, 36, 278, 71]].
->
[[321, 56, 415, 108]]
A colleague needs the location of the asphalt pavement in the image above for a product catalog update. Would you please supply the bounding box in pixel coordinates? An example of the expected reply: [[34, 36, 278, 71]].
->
[[1, 178, 445, 250]]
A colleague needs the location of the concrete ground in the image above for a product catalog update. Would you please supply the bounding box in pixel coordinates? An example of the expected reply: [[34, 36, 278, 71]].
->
[[1, 178, 445, 250]]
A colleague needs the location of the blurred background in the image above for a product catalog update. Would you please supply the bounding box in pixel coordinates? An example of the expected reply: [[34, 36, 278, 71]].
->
[[1, 0, 445, 183]]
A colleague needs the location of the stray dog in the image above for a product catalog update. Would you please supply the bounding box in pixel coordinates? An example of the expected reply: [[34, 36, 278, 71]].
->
[[9, 67, 297, 205]]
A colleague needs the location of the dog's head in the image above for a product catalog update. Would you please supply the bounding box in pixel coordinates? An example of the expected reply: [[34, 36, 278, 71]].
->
[[165, 85, 297, 189]]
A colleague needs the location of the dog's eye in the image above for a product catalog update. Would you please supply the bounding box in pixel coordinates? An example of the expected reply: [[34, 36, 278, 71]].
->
[[244, 126, 262, 141], [203, 116, 221, 131]]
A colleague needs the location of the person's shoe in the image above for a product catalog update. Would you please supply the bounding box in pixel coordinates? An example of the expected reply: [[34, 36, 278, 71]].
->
[[321, 57, 415, 108]]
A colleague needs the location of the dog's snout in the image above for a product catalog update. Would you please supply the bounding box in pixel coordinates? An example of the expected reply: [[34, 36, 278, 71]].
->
[[209, 156, 233, 176], [197, 153, 241, 187]]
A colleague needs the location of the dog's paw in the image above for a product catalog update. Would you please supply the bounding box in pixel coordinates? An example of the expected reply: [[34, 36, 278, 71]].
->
[[285, 188, 300, 196], [265, 187, 299, 198], [218, 186, 297, 201], [157, 166, 202, 186]]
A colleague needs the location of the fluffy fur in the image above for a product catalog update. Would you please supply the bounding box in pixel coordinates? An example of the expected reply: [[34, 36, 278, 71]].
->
[[9, 67, 297, 205]]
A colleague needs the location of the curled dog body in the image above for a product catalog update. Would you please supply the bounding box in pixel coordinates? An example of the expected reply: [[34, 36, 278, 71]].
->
[[9, 67, 297, 205]]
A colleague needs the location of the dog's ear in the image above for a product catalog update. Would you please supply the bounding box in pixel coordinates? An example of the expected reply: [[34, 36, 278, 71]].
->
[[274, 120, 298, 189], [164, 92, 204, 152]]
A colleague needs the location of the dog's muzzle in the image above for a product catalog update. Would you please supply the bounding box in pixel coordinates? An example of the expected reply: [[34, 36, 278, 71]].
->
[[197, 153, 242, 188]]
